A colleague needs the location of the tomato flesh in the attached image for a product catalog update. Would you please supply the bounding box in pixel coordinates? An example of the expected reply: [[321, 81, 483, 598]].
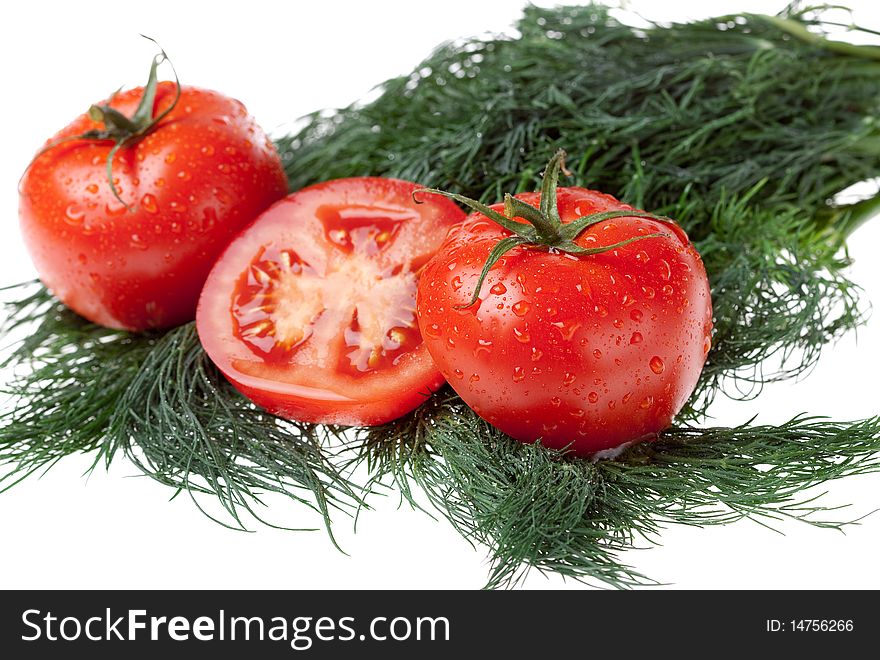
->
[[197, 177, 466, 426], [416, 188, 713, 455]]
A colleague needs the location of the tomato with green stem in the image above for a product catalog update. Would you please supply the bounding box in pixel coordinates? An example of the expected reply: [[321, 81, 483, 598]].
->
[[19, 43, 288, 331], [416, 151, 713, 455], [197, 177, 466, 426]]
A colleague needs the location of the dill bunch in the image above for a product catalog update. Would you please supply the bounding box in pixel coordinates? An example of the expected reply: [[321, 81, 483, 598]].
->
[[3, 3, 880, 588]]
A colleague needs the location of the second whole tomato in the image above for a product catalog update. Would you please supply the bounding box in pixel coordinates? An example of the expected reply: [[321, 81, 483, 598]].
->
[[416, 152, 713, 455], [19, 51, 288, 331]]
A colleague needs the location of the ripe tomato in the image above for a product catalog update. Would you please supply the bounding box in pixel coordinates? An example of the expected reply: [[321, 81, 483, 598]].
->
[[416, 181, 712, 455], [19, 81, 288, 330], [197, 177, 466, 426]]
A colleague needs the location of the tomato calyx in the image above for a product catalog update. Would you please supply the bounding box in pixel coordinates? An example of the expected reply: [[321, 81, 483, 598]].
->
[[27, 36, 180, 209], [415, 149, 675, 307]]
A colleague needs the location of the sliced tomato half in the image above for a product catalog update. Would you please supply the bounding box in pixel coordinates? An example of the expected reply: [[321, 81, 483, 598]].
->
[[197, 177, 466, 426]]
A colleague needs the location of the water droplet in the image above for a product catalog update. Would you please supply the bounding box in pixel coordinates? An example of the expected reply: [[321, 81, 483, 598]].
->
[[662, 284, 674, 296], [550, 396, 561, 407], [659, 259, 672, 281], [200, 144, 215, 156], [164, 153, 176, 164], [649, 356, 665, 374], [531, 347, 543, 361], [612, 318, 624, 329], [446, 337, 456, 349], [129, 234, 148, 250], [141, 194, 158, 214], [474, 338, 493, 356], [622, 392, 632, 404], [639, 396, 654, 410], [446, 261, 457, 271], [91, 155, 102, 166], [512, 300, 530, 317], [63, 203, 85, 225], [513, 324, 530, 343], [551, 318, 581, 341], [642, 285, 655, 299], [453, 369, 464, 379], [155, 177, 165, 187], [608, 400, 616, 410], [490, 282, 507, 295], [594, 304, 608, 317], [588, 391, 599, 404], [469, 373, 480, 383], [512, 366, 526, 382], [630, 332, 643, 345], [635, 250, 650, 263], [630, 309, 643, 322], [562, 372, 577, 386], [77, 253, 87, 265], [177, 170, 191, 181], [451, 276, 463, 291], [593, 349, 602, 359], [170, 221, 182, 234], [85, 183, 99, 194], [425, 323, 442, 338]]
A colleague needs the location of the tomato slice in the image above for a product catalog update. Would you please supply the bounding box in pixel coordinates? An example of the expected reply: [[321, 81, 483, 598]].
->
[[197, 177, 465, 426]]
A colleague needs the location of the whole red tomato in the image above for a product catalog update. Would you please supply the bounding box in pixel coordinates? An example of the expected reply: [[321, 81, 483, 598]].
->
[[416, 153, 712, 455], [197, 177, 465, 426], [19, 62, 287, 331]]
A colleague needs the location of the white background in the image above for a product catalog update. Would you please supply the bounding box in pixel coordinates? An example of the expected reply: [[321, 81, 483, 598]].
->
[[1, 0, 879, 589]]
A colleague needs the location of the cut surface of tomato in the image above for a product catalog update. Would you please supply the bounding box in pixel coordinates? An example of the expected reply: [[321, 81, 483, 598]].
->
[[197, 177, 465, 425]]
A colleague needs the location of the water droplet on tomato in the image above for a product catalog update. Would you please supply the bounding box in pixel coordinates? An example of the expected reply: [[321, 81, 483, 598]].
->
[[612, 318, 623, 329], [588, 391, 599, 404], [531, 347, 543, 361], [635, 250, 650, 263], [141, 194, 158, 214], [474, 338, 493, 356], [562, 372, 577, 386], [640, 396, 653, 409], [594, 304, 608, 317], [593, 349, 602, 359], [63, 203, 85, 225], [425, 323, 442, 338], [470, 373, 480, 383], [165, 153, 176, 164], [550, 396, 561, 407], [662, 284, 674, 296], [91, 155, 102, 166], [659, 259, 672, 281], [129, 234, 148, 250], [77, 253, 87, 265], [630, 332, 643, 344], [630, 309, 643, 322], [490, 282, 507, 295], [513, 324, 530, 343], [512, 366, 526, 382], [511, 300, 530, 317], [170, 221, 182, 234], [177, 169, 191, 181], [649, 356, 665, 374], [622, 392, 632, 404], [85, 183, 99, 194], [200, 144, 215, 156], [453, 369, 464, 379], [446, 337, 456, 349], [451, 276, 463, 291], [642, 285, 655, 299]]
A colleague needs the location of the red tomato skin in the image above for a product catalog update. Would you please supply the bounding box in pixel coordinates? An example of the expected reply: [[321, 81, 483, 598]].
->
[[197, 177, 465, 427], [416, 188, 713, 454], [19, 82, 288, 331]]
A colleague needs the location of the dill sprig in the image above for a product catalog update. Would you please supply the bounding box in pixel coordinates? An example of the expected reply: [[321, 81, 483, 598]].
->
[[358, 390, 880, 589], [3, 4, 880, 588], [0, 284, 361, 538]]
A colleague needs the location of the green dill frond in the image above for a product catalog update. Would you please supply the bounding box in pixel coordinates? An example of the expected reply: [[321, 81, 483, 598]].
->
[[0, 283, 362, 539], [278, 4, 880, 234], [358, 392, 880, 589]]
